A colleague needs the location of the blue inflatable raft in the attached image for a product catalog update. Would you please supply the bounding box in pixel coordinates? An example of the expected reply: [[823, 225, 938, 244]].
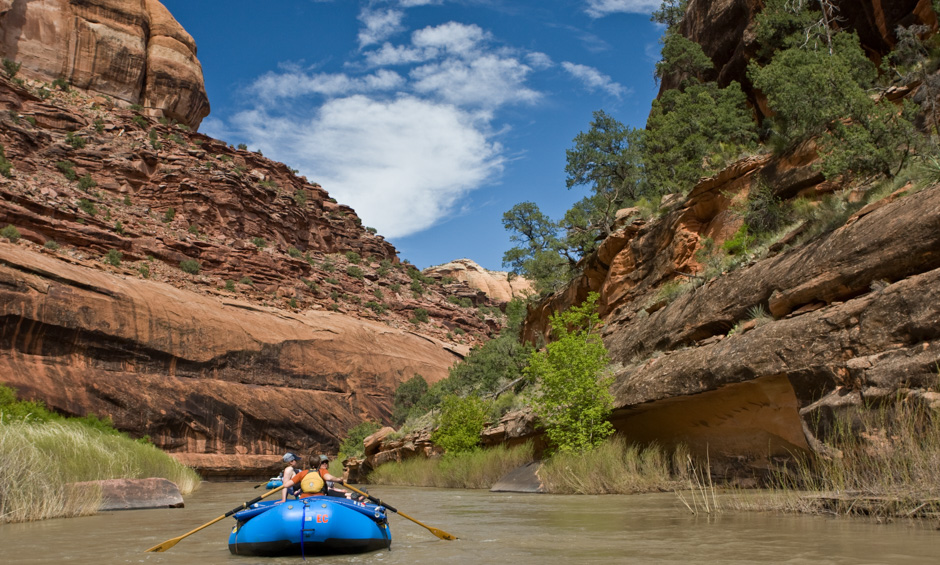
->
[[265, 478, 283, 489], [228, 496, 391, 556]]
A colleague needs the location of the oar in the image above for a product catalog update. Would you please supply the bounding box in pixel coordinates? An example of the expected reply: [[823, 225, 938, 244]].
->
[[145, 485, 285, 552], [253, 477, 276, 489], [340, 482, 457, 541]]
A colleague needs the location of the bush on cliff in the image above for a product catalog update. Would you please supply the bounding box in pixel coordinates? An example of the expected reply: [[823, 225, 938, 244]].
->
[[431, 394, 487, 454], [338, 420, 382, 461], [526, 293, 614, 454]]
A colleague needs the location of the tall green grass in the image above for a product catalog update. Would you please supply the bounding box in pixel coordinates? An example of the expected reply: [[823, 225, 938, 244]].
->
[[539, 438, 689, 494], [367, 443, 534, 489], [0, 421, 200, 523]]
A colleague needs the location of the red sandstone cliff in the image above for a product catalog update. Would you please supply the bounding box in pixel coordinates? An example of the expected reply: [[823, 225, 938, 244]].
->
[[0, 0, 209, 128], [0, 62, 500, 477]]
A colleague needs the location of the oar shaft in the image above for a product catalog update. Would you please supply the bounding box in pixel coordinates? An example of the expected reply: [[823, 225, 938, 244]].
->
[[145, 485, 285, 552], [339, 482, 456, 541]]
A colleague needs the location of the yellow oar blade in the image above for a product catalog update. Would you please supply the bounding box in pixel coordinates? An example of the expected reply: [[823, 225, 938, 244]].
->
[[145, 536, 183, 553], [145, 485, 285, 552], [340, 482, 457, 541]]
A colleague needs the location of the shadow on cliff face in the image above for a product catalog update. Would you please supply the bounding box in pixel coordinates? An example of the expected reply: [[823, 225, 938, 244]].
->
[[610, 375, 809, 478]]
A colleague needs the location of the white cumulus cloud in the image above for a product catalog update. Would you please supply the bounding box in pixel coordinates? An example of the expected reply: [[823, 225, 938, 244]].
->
[[248, 69, 405, 101], [411, 55, 539, 108], [561, 62, 629, 98], [230, 96, 504, 238], [584, 0, 660, 18], [358, 7, 405, 47]]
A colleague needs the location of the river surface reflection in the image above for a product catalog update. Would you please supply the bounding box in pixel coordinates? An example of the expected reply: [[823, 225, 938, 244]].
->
[[2, 482, 937, 564]]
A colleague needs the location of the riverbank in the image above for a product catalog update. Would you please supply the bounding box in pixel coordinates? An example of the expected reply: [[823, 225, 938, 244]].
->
[[365, 440, 692, 495], [730, 397, 940, 520], [0, 417, 199, 523]]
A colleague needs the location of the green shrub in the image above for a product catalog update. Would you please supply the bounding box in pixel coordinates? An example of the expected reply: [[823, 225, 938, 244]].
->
[[239, 276, 254, 286], [722, 224, 754, 256], [103, 249, 122, 267], [138, 264, 149, 278], [338, 421, 382, 461], [52, 77, 69, 91], [78, 199, 97, 216], [56, 160, 77, 181], [113, 221, 124, 235], [526, 292, 614, 453], [364, 300, 387, 315], [345, 251, 361, 264], [346, 265, 364, 279], [77, 175, 96, 191], [94, 118, 104, 133], [432, 395, 488, 453], [129, 104, 143, 111], [179, 259, 200, 275], [251, 237, 266, 249], [287, 246, 302, 258], [1, 224, 21, 243], [65, 132, 86, 149], [392, 375, 429, 425], [162, 208, 175, 223], [0, 144, 12, 178], [411, 308, 429, 324], [237, 143, 247, 150], [44, 240, 59, 251], [389, 282, 401, 293], [148, 129, 161, 150], [2, 58, 21, 78], [132, 115, 147, 128], [224, 279, 235, 292]]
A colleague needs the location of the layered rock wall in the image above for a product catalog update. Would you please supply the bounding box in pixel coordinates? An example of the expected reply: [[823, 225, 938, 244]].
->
[[0, 0, 208, 128], [424, 258, 534, 303], [0, 243, 463, 477]]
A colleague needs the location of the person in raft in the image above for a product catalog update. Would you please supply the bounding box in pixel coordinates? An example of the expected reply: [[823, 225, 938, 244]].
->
[[277, 454, 361, 503], [281, 452, 300, 496]]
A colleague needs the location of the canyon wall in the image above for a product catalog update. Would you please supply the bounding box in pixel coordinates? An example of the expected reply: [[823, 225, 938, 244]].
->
[[0, 0, 208, 128]]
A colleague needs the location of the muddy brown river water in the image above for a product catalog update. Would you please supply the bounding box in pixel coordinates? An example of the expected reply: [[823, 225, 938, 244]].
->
[[2, 482, 937, 564]]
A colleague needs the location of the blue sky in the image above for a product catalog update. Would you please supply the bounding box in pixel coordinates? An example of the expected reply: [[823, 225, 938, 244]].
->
[[160, 0, 665, 270]]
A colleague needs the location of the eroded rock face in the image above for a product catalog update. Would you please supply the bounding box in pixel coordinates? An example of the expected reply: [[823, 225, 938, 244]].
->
[[0, 0, 209, 128], [0, 243, 463, 478], [424, 258, 534, 303]]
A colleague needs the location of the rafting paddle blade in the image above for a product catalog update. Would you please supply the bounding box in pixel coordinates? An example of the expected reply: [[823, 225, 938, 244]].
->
[[340, 482, 457, 541], [145, 485, 285, 552]]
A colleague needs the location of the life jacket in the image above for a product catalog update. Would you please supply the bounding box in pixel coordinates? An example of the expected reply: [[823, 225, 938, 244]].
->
[[299, 469, 326, 494]]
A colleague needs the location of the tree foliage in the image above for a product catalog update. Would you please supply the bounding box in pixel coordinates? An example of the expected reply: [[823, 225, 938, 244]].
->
[[526, 293, 614, 453], [644, 81, 757, 193], [392, 374, 429, 426], [651, 0, 687, 29], [338, 420, 382, 460], [750, 12, 916, 178], [431, 395, 488, 454], [656, 32, 713, 87], [502, 202, 570, 294]]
